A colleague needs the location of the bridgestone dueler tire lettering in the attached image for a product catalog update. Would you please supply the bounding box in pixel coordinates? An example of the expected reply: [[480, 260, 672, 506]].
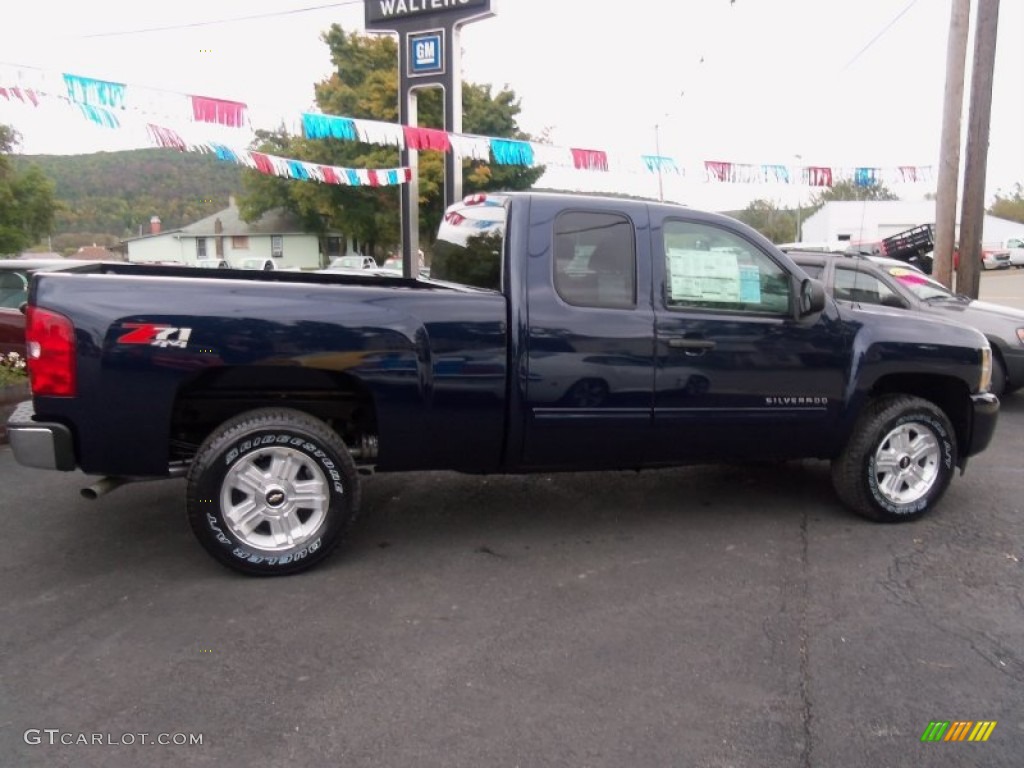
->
[[186, 408, 360, 576], [831, 395, 956, 523]]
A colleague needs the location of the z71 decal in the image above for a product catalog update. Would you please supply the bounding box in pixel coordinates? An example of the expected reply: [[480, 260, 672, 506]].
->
[[117, 323, 193, 349]]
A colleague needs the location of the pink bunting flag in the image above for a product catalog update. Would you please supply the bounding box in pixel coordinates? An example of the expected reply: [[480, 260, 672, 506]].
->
[[705, 161, 732, 181], [402, 126, 451, 152], [190, 95, 247, 127], [250, 152, 274, 175], [899, 166, 918, 183], [571, 148, 609, 171], [804, 166, 833, 187], [147, 124, 187, 151]]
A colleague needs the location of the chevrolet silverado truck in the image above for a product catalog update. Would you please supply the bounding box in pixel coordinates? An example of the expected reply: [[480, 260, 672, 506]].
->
[[7, 192, 1000, 576]]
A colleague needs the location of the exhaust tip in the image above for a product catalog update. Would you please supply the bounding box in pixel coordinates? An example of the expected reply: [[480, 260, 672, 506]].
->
[[81, 476, 129, 500]]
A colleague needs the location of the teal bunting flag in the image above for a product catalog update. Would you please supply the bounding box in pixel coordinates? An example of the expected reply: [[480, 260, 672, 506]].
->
[[490, 139, 534, 166], [78, 103, 119, 128], [302, 113, 357, 141], [64, 74, 126, 109], [641, 155, 680, 174], [287, 160, 309, 180]]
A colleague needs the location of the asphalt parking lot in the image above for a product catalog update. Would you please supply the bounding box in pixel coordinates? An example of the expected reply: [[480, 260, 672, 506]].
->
[[1, 270, 1022, 768], [0, 387, 1021, 768]]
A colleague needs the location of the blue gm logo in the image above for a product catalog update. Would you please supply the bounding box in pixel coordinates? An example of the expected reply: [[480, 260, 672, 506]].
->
[[409, 31, 444, 75]]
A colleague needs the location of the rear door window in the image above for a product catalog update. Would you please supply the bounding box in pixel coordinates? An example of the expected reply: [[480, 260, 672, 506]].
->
[[553, 211, 636, 310]]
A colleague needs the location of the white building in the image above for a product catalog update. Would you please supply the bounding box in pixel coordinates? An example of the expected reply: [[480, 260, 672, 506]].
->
[[800, 201, 1024, 248], [123, 197, 345, 270]]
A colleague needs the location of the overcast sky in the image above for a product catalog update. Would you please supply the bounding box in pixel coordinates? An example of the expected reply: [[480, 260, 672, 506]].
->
[[0, 0, 1021, 212]]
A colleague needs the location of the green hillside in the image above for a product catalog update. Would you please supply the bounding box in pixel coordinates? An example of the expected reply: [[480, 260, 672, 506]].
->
[[12, 148, 244, 245]]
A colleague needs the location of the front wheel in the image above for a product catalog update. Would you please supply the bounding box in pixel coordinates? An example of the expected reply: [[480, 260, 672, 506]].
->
[[990, 354, 1007, 398], [186, 408, 361, 576], [831, 395, 956, 523]]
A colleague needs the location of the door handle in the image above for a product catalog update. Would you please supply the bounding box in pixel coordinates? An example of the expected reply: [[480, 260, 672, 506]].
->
[[667, 338, 716, 351]]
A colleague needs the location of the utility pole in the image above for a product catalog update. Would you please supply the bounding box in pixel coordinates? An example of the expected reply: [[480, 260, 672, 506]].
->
[[794, 154, 803, 242], [933, 0, 971, 290], [957, 0, 1000, 299]]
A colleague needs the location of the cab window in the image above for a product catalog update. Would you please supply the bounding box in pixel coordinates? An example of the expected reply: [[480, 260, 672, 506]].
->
[[663, 220, 790, 314]]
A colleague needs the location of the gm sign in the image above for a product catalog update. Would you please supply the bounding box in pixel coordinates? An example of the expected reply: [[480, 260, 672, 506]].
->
[[408, 30, 444, 76]]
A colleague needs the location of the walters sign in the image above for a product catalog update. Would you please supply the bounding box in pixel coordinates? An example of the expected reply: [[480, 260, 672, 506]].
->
[[366, 0, 490, 27]]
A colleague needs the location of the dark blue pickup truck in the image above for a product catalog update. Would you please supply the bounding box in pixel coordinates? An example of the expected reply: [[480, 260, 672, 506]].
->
[[8, 192, 1000, 575]]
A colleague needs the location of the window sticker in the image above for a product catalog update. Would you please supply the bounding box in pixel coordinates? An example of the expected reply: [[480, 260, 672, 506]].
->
[[668, 249, 759, 304], [738, 264, 762, 302]]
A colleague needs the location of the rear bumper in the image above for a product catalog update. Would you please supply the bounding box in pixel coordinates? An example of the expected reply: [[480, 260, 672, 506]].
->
[[963, 392, 999, 460], [6, 400, 76, 471]]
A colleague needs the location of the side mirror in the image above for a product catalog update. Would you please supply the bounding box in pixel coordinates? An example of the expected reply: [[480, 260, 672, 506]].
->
[[19, 301, 28, 316], [881, 294, 908, 309], [798, 278, 827, 317]]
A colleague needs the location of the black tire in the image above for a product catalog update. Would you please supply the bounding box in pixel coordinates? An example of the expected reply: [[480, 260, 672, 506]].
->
[[186, 408, 360, 576], [831, 395, 956, 523], [990, 353, 1007, 398]]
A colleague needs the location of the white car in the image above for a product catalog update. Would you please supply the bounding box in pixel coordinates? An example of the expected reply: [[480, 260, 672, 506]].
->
[[1005, 237, 1024, 268], [329, 255, 377, 270], [237, 258, 276, 271]]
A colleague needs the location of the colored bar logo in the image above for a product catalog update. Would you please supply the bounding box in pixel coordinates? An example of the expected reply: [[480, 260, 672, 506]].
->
[[921, 721, 997, 742]]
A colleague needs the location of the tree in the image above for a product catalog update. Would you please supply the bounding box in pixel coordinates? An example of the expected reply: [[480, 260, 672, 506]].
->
[[809, 180, 899, 205], [988, 183, 1024, 224], [0, 125, 58, 256], [239, 26, 544, 257], [733, 199, 797, 243], [0, 124, 18, 154]]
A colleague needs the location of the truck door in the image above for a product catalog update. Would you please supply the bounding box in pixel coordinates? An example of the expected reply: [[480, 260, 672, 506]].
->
[[649, 213, 847, 463], [521, 203, 655, 469]]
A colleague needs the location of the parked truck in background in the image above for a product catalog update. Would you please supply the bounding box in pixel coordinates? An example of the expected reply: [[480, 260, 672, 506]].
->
[[7, 192, 1000, 575], [988, 236, 1024, 268]]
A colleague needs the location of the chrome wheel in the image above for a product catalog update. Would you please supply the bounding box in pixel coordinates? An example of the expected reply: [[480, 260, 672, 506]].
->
[[873, 421, 940, 505], [221, 445, 329, 552]]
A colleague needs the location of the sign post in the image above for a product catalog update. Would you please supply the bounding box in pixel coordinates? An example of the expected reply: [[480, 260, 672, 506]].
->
[[365, 0, 495, 277]]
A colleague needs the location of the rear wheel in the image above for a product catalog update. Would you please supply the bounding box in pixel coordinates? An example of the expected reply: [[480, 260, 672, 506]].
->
[[832, 395, 956, 523], [186, 408, 360, 576]]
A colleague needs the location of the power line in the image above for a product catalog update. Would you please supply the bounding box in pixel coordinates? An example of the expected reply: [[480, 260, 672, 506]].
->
[[842, 0, 921, 71], [77, 1, 362, 39]]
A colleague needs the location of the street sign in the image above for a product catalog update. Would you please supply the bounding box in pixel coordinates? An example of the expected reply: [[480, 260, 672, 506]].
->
[[365, 0, 490, 28], [363, 0, 496, 278]]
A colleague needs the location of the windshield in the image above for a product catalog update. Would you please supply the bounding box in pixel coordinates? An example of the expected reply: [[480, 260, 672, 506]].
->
[[884, 266, 955, 300], [431, 195, 508, 291]]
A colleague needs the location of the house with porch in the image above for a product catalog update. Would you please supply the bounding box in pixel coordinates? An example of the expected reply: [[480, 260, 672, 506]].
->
[[122, 197, 345, 270]]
